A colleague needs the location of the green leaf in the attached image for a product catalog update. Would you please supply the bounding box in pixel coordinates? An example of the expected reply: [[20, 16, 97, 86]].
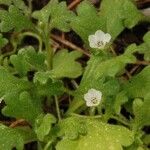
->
[[15, 126, 37, 144], [0, 124, 24, 150], [51, 49, 83, 78], [10, 46, 46, 76], [34, 72, 64, 96], [34, 114, 56, 141], [0, 33, 8, 48], [0, 5, 33, 32], [125, 66, 150, 98], [114, 91, 128, 114], [56, 117, 87, 140], [125, 32, 150, 61], [2, 91, 42, 124], [0, 67, 31, 97], [12, 0, 28, 13], [56, 118, 134, 150], [133, 94, 150, 129], [71, 0, 143, 45], [71, 1, 105, 45], [99, 0, 143, 39], [67, 52, 135, 113], [0, 0, 12, 5], [32, 0, 75, 32]]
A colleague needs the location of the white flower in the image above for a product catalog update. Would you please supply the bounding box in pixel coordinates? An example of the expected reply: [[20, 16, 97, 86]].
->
[[88, 30, 111, 49], [84, 88, 102, 107]]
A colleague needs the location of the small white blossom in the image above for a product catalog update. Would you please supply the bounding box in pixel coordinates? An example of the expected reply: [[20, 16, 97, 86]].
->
[[88, 30, 111, 49], [84, 88, 102, 107]]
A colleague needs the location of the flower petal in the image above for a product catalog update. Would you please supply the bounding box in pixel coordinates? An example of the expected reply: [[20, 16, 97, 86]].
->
[[88, 35, 97, 48], [103, 33, 111, 43]]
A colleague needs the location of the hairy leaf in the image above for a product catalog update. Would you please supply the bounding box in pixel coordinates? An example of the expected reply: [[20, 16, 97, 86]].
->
[[2, 91, 42, 124], [71, 0, 143, 45], [10, 46, 46, 76], [32, 0, 74, 32], [0, 124, 24, 150], [125, 66, 150, 98], [34, 72, 64, 96], [99, 0, 143, 39], [71, 1, 105, 45], [0, 33, 8, 48], [0, 5, 33, 32], [67, 52, 135, 113], [56, 117, 87, 140], [133, 94, 150, 129], [51, 49, 83, 78], [125, 32, 150, 61], [0, 68, 31, 97], [34, 114, 56, 141], [56, 118, 134, 150]]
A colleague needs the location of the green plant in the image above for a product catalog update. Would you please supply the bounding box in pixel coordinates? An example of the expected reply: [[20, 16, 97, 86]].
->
[[0, 0, 149, 150]]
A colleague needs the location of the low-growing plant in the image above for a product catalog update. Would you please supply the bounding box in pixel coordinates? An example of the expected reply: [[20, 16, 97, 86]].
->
[[0, 0, 150, 150]]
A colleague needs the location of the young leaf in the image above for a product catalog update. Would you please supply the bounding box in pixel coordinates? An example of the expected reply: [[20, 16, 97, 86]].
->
[[0, 0, 12, 5], [133, 94, 150, 129], [32, 0, 75, 32], [71, 0, 143, 45], [56, 118, 134, 150], [125, 66, 150, 98], [0, 33, 8, 48], [0, 67, 31, 98], [67, 52, 135, 113], [71, 1, 105, 45], [2, 91, 43, 124], [12, 0, 29, 14], [0, 124, 24, 150], [99, 0, 143, 39], [125, 32, 150, 61], [114, 91, 128, 115], [34, 72, 64, 96], [10, 46, 46, 76], [51, 49, 82, 78], [56, 117, 87, 140], [0, 5, 33, 32], [34, 114, 56, 141]]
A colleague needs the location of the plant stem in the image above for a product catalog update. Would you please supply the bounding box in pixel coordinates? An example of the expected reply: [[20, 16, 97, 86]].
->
[[70, 113, 102, 119], [21, 32, 43, 52], [54, 96, 61, 121], [28, 0, 33, 14], [89, 107, 96, 116], [111, 115, 130, 127], [45, 36, 53, 70], [44, 140, 53, 150]]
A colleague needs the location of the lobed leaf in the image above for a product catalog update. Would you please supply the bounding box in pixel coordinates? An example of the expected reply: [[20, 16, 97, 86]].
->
[[51, 49, 83, 78], [32, 0, 75, 32], [133, 94, 150, 129], [71, 0, 143, 46], [34, 113, 56, 141], [2, 91, 42, 124], [0, 124, 24, 150], [0, 33, 8, 49], [0, 5, 33, 32], [125, 66, 150, 98], [10, 46, 46, 76], [67, 52, 135, 113], [56, 118, 134, 150]]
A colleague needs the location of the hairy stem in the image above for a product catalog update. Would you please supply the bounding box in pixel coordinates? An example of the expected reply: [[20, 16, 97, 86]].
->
[[54, 96, 61, 121], [21, 31, 43, 52]]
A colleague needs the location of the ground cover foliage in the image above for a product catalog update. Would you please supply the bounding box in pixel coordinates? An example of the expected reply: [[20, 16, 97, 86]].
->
[[0, 0, 150, 149]]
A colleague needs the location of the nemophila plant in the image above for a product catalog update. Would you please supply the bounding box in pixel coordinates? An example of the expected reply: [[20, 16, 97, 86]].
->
[[0, 0, 149, 150]]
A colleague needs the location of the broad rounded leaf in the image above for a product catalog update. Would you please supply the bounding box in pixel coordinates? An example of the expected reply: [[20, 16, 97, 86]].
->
[[56, 118, 134, 150]]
